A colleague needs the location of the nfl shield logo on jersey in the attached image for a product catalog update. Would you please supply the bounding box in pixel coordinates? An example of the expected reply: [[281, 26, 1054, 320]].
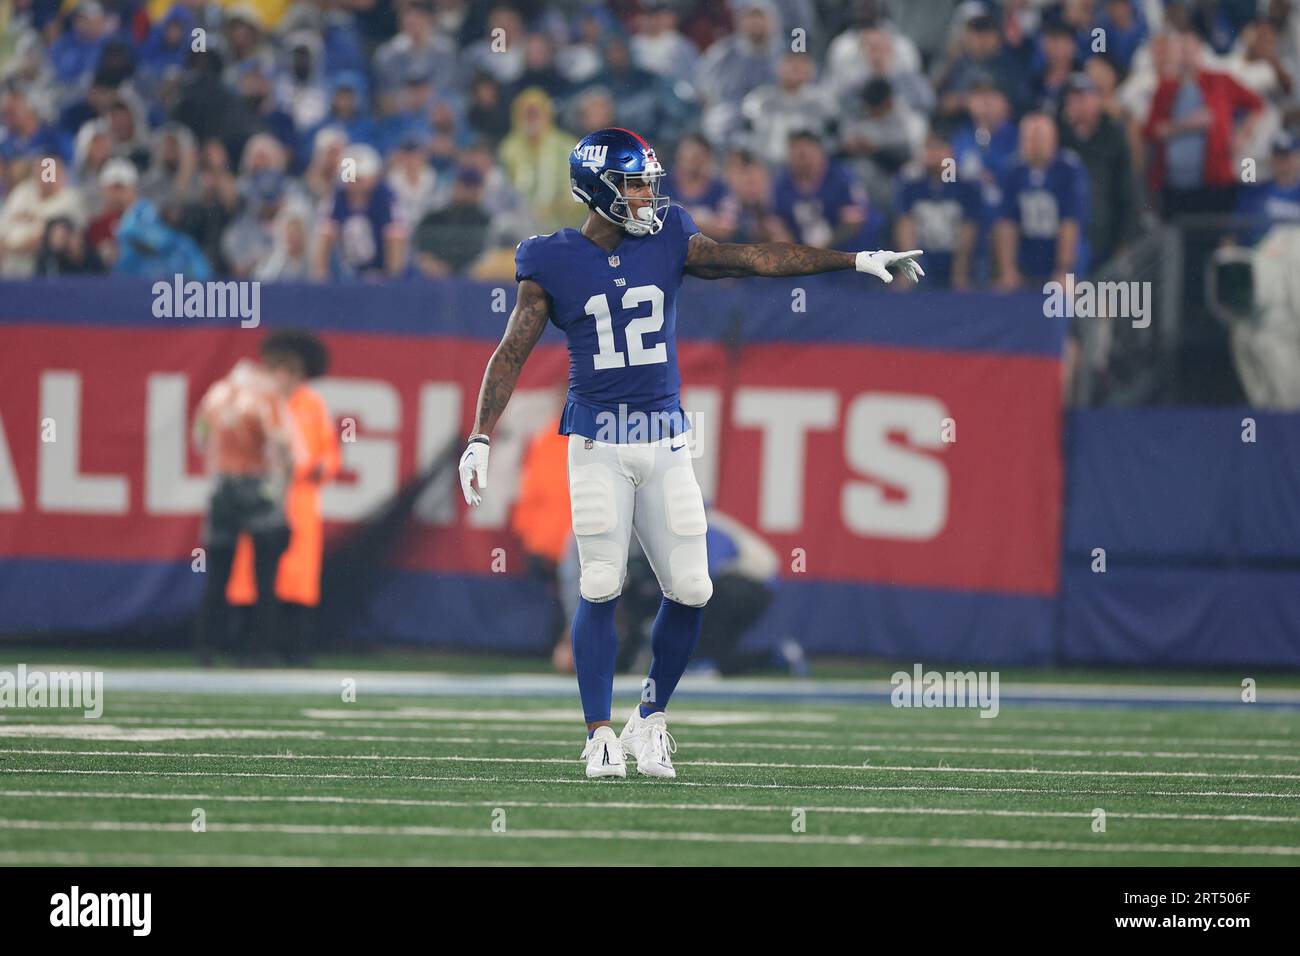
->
[[608, 255, 620, 268]]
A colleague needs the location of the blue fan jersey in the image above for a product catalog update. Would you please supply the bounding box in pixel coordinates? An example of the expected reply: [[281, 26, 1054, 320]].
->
[[515, 204, 699, 441]]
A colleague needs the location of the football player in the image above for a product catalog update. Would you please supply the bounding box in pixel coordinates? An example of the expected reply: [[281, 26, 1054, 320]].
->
[[460, 127, 923, 779]]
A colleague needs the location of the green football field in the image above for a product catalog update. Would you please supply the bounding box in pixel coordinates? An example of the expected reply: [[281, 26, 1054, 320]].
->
[[1, 663, 1299, 866]]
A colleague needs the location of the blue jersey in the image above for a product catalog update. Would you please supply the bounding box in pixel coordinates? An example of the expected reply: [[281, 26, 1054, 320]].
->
[[1233, 179, 1300, 245], [515, 204, 699, 441], [997, 151, 1090, 280], [894, 171, 982, 288]]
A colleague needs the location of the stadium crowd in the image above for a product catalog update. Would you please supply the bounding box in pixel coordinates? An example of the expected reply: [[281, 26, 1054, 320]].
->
[[2, 0, 1299, 288]]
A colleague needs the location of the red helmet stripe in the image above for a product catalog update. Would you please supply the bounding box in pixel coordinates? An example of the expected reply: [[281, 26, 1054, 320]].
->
[[610, 127, 652, 152]]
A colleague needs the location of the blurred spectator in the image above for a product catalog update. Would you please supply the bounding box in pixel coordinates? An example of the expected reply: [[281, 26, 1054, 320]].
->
[[221, 169, 290, 278], [773, 130, 870, 249], [740, 52, 837, 166], [569, 86, 616, 134], [467, 72, 512, 146], [825, 0, 924, 99], [663, 134, 734, 240], [303, 126, 349, 205], [139, 123, 200, 208], [313, 143, 408, 279], [0, 158, 86, 277], [253, 195, 314, 281], [717, 148, 793, 244], [386, 131, 442, 227], [695, 0, 782, 146], [950, 74, 1019, 191], [37, 215, 105, 276], [0, 87, 72, 163], [463, 5, 527, 87], [177, 138, 241, 275], [101, 156, 212, 278], [1232, 131, 1300, 245], [414, 166, 491, 277], [73, 119, 115, 211], [1143, 30, 1265, 219], [220, 5, 277, 90], [894, 129, 982, 290], [3, 32, 59, 119], [853, 25, 936, 115], [935, 12, 1033, 119], [374, 0, 461, 114], [375, 64, 437, 157], [580, 35, 694, 147], [137, 5, 198, 90], [839, 76, 927, 216], [49, 2, 112, 90], [276, 31, 330, 140], [508, 32, 572, 103], [1034, 22, 1080, 118], [631, 1, 700, 81], [497, 87, 578, 234], [1095, 0, 1150, 72], [994, 113, 1089, 289], [1059, 72, 1138, 266], [309, 73, 378, 153]]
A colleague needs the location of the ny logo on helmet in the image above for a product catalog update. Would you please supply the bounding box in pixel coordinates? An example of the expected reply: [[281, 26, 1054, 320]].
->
[[575, 144, 609, 171]]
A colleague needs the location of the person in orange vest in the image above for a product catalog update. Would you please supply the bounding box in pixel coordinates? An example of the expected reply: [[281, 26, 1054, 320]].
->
[[226, 329, 339, 663], [192, 346, 305, 664], [510, 403, 573, 669]]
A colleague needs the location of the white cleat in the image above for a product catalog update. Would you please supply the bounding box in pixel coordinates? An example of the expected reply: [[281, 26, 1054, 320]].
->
[[619, 708, 677, 779], [581, 725, 627, 779]]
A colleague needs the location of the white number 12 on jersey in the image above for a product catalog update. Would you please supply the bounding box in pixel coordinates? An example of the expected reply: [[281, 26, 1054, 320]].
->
[[584, 285, 667, 370]]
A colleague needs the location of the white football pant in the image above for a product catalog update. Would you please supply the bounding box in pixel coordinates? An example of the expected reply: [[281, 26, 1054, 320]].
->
[[567, 435, 713, 608]]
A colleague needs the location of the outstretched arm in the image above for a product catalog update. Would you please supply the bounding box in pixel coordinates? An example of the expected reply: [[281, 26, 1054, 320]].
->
[[460, 278, 551, 506], [684, 233, 923, 282], [684, 233, 854, 278], [470, 278, 551, 437]]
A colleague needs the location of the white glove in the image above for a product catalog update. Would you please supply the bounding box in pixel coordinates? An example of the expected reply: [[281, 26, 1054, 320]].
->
[[458, 438, 490, 506], [856, 249, 925, 283]]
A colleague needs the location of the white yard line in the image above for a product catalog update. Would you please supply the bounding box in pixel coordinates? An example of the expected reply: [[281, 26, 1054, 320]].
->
[[0, 818, 1296, 856], [6, 725, 1300, 762], [1, 788, 1294, 824], [6, 747, 1300, 781], [3, 766, 1298, 799]]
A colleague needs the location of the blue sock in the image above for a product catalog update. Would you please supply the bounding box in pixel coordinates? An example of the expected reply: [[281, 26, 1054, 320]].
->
[[640, 597, 704, 717], [572, 596, 619, 725]]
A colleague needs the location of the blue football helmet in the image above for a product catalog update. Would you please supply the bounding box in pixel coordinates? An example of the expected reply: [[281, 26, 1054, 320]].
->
[[569, 127, 670, 236]]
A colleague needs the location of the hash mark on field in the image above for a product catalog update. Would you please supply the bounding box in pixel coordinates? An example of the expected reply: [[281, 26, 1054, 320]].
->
[[2, 789, 1294, 824], [3, 767, 1298, 799], [7, 748, 1300, 781], [1, 819, 1298, 857]]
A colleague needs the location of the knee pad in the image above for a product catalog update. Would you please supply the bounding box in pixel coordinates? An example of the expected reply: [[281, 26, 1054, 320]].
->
[[579, 562, 623, 603], [671, 571, 713, 608], [666, 541, 712, 607]]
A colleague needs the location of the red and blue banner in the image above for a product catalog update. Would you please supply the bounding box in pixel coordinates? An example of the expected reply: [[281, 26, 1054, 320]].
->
[[1, 277, 1067, 661]]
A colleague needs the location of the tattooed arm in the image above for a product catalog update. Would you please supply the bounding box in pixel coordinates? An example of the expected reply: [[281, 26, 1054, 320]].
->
[[469, 278, 552, 437], [684, 233, 925, 283], [684, 232, 856, 279]]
